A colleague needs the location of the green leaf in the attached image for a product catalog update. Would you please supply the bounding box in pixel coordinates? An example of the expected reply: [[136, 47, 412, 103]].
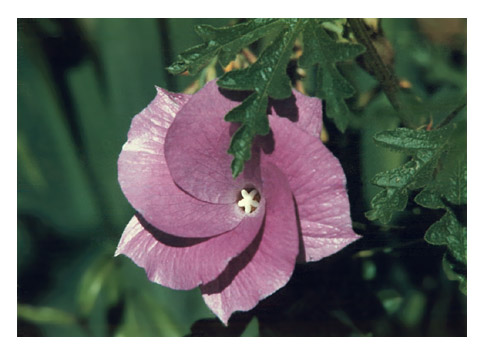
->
[[359, 92, 406, 209], [167, 18, 285, 75], [365, 188, 408, 224], [373, 125, 455, 153], [18, 304, 77, 326], [414, 119, 466, 209], [366, 125, 457, 224], [241, 317, 260, 337], [226, 94, 269, 178], [377, 289, 403, 315], [299, 19, 365, 132], [88, 18, 167, 122], [18, 26, 101, 234], [116, 257, 213, 336], [424, 209, 467, 294], [414, 188, 446, 209], [415, 149, 466, 209], [372, 158, 431, 189], [443, 253, 467, 295], [66, 60, 131, 230], [440, 154, 467, 206], [77, 255, 118, 317], [218, 19, 303, 177], [218, 19, 298, 98], [168, 18, 364, 177], [424, 209, 466, 264], [115, 292, 182, 337], [367, 109, 466, 294], [398, 290, 426, 327]]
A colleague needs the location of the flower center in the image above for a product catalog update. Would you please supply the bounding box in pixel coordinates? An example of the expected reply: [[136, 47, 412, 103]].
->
[[237, 188, 261, 215]]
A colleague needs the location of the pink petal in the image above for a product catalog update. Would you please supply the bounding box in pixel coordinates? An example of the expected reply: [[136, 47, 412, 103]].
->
[[164, 80, 262, 204], [269, 89, 323, 138], [262, 115, 361, 262], [200, 163, 299, 325], [115, 202, 264, 290], [299, 235, 359, 263], [118, 87, 243, 238]]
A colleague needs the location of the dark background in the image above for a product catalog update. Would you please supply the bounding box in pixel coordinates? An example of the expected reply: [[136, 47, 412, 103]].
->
[[18, 18, 466, 336]]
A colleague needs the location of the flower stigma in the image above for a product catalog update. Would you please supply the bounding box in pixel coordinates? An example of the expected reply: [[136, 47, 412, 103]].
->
[[237, 188, 261, 214]]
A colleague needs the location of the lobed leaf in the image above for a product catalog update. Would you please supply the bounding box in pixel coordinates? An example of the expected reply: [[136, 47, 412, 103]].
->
[[168, 18, 364, 177], [218, 19, 299, 98], [225, 92, 270, 178], [424, 210, 466, 263], [373, 125, 455, 153], [219, 19, 303, 177], [414, 149, 466, 209], [167, 19, 285, 75], [414, 119, 466, 209], [366, 124, 461, 224], [299, 18, 365, 132], [365, 188, 408, 224], [414, 188, 445, 209], [425, 209, 467, 294], [367, 112, 466, 294]]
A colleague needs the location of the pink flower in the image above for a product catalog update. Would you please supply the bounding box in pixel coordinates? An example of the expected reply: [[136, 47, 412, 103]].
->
[[116, 80, 360, 325]]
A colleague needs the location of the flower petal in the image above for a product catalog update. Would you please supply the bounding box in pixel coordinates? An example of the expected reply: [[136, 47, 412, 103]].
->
[[118, 87, 243, 238], [115, 202, 264, 290], [298, 235, 360, 263], [200, 163, 299, 325], [164, 80, 261, 204], [262, 115, 361, 262], [269, 90, 323, 138]]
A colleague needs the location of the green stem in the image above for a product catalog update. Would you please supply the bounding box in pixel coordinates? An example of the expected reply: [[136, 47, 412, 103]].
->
[[436, 101, 466, 129], [347, 19, 413, 125]]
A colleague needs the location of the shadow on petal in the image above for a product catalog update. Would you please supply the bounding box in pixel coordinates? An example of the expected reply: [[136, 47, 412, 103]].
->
[[293, 198, 307, 264], [136, 213, 212, 247], [255, 129, 275, 155], [201, 219, 265, 295], [269, 94, 299, 123], [218, 87, 251, 102]]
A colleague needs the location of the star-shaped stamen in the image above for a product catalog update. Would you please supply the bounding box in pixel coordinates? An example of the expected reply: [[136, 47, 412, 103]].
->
[[237, 189, 260, 214]]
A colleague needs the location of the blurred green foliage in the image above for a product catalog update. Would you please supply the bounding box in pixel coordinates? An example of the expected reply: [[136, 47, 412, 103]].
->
[[18, 18, 228, 337], [18, 18, 466, 337]]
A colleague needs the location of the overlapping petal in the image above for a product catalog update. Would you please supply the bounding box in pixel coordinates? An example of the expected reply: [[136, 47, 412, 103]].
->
[[164, 81, 262, 204], [200, 163, 299, 324], [262, 113, 360, 262], [117, 80, 360, 325], [115, 200, 264, 290], [118, 87, 243, 238]]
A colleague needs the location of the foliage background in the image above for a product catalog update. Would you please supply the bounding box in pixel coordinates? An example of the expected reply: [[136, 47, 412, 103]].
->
[[17, 18, 466, 337]]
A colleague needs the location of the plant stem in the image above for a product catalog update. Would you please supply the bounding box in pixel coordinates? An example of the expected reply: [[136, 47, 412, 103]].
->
[[347, 19, 406, 119], [436, 101, 467, 129]]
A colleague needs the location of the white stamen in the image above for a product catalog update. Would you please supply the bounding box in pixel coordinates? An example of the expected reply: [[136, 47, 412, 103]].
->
[[237, 189, 260, 214]]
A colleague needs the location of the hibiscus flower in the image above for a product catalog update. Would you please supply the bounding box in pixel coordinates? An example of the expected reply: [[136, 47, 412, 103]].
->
[[116, 80, 360, 325]]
